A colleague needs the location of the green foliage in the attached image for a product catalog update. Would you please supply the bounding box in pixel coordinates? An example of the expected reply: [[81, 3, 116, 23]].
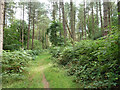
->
[[46, 21, 64, 46], [50, 29, 120, 88], [2, 49, 43, 84], [3, 19, 28, 51]]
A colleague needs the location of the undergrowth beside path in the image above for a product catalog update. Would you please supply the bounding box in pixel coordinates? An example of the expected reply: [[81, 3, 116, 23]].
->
[[2, 52, 79, 88]]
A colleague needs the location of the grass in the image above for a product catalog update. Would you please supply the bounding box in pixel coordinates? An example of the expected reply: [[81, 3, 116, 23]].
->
[[2, 52, 80, 88], [44, 64, 80, 88]]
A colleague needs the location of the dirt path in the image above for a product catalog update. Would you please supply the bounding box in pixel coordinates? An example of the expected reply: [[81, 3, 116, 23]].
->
[[42, 73, 49, 88]]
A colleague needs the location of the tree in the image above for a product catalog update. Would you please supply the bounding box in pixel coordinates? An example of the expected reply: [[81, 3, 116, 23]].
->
[[0, 0, 4, 59], [22, 3, 24, 48], [70, 0, 75, 41], [103, 1, 108, 36], [99, 0, 103, 33], [61, 0, 67, 43], [27, 1, 31, 49], [118, 1, 120, 28], [84, 0, 86, 39], [32, 6, 35, 50], [91, 2, 94, 37]]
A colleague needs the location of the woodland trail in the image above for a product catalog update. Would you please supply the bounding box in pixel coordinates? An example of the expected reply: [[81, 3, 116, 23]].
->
[[4, 53, 79, 88]]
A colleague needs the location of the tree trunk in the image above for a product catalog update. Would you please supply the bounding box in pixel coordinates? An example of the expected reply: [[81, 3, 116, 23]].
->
[[70, 0, 75, 41], [118, 0, 120, 67], [52, 2, 55, 21], [91, 2, 94, 37], [32, 8, 35, 50], [88, 11, 90, 38], [22, 3, 24, 48], [61, 0, 67, 43], [84, 0, 86, 40], [99, 1, 103, 34], [96, 2, 99, 25], [59, 0, 61, 37], [108, 2, 111, 32], [118, 1, 120, 27], [103, 1, 108, 36], [3, 1, 6, 29], [0, 0, 4, 79], [27, 1, 31, 49], [73, 6, 76, 40]]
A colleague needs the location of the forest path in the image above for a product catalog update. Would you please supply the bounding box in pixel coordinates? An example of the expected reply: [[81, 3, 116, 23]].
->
[[5, 52, 79, 88], [26, 53, 52, 88]]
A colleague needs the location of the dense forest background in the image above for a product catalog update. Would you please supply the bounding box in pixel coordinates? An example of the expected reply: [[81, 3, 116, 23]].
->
[[0, 0, 120, 89]]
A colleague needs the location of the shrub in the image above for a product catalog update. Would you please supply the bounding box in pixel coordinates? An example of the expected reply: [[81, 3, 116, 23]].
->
[[51, 29, 120, 88]]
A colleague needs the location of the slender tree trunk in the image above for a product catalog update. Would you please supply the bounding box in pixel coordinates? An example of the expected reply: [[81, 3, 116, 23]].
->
[[84, 0, 86, 40], [70, 0, 75, 41], [59, 1, 61, 22], [52, 2, 55, 21], [22, 3, 24, 48], [118, 0, 120, 66], [73, 7, 76, 40], [99, 1, 103, 34], [96, 2, 99, 25], [27, 1, 31, 49], [82, 21, 84, 40], [3, 1, 6, 29], [118, 1, 120, 27], [88, 11, 90, 38], [61, 0, 67, 43], [59, 0, 61, 37], [0, 0, 4, 80], [103, 1, 108, 36], [32, 9, 35, 50], [91, 2, 94, 37], [108, 2, 111, 32]]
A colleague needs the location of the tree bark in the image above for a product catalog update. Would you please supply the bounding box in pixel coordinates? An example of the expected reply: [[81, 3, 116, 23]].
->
[[32, 8, 35, 50], [61, 0, 67, 43], [0, 0, 4, 82], [99, 1, 103, 34], [103, 1, 108, 36], [91, 2, 94, 37], [59, 0, 61, 37], [52, 2, 55, 21], [70, 0, 75, 41], [96, 2, 99, 25], [84, 0, 86, 39], [27, 1, 31, 49], [3, 1, 6, 29], [118, 1, 120, 28], [22, 3, 24, 48], [108, 2, 111, 31]]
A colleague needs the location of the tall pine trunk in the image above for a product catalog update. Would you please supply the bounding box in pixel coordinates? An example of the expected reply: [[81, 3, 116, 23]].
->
[[3, 1, 6, 29], [32, 8, 35, 50], [99, 1, 103, 34], [0, 0, 4, 77], [108, 2, 111, 31], [70, 0, 75, 41], [27, 1, 31, 49], [84, 0, 86, 40], [59, 0, 61, 37], [91, 2, 94, 37], [61, 0, 67, 43], [22, 3, 24, 48], [96, 2, 99, 25], [103, 2, 108, 36]]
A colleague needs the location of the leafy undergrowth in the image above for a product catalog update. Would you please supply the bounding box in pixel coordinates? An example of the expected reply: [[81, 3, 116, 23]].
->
[[49, 29, 120, 88], [2, 55, 44, 88]]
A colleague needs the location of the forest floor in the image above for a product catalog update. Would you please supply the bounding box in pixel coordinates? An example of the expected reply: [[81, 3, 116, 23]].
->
[[3, 52, 79, 88]]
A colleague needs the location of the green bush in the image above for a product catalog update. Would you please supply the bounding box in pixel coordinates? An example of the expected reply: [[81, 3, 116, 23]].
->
[[51, 29, 120, 88]]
